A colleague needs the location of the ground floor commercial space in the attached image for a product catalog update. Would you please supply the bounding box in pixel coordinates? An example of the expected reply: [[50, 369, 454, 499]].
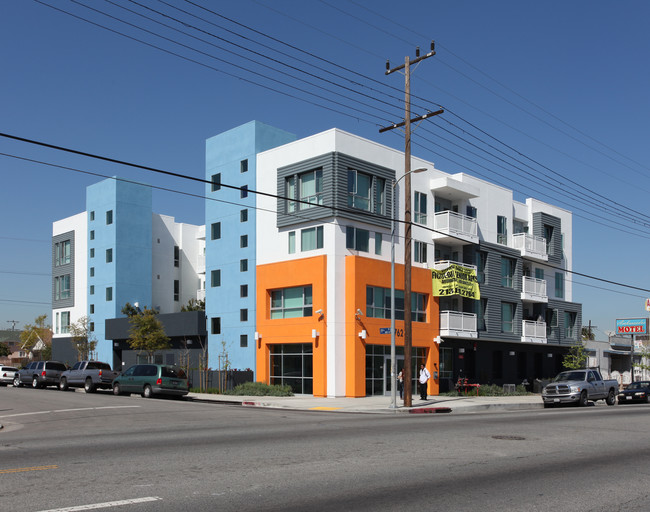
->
[[437, 338, 571, 393]]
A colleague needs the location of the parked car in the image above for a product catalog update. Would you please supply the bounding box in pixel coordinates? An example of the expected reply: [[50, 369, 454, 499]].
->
[[617, 381, 650, 404], [0, 365, 18, 386], [13, 360, 68, 389], [59, 360, 120, 393], [112, 364, 189, 398], [541, 369, 618, 407]]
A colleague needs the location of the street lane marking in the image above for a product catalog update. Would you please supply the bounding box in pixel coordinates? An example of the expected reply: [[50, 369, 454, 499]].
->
[[310, 407, 341, 411], [36, 496, 162, 511], [0, 405, 140, 419], [0, 465, 58, 474]]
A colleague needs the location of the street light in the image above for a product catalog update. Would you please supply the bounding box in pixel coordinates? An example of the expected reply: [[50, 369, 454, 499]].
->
[[390, 167, 427, 409]]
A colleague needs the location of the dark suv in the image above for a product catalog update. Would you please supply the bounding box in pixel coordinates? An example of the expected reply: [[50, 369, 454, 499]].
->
[[13, 360, 68, 389]]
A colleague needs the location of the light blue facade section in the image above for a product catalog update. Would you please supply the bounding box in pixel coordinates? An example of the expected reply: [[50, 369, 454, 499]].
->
[[86, 178, 152, 363], [205, 121, 295, 373]]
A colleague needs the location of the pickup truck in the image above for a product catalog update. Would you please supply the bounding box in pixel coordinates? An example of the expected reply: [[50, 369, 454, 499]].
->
[[59, 360, 119, 393], [542, 369, 618, 407]]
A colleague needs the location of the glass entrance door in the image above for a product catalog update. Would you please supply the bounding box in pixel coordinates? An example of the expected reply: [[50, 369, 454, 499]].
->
[[383, 355, 404, 396]]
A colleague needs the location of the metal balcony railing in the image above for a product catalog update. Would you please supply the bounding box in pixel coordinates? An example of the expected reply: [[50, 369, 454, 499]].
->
[[433, 211, 478, 239], [522, 320, 546, 338], [513, 233, 547, 260], [440, 311, 477, 333]]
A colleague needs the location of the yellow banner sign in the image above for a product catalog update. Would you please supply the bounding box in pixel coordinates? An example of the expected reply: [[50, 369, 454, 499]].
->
[[431, 264, 480, 300]]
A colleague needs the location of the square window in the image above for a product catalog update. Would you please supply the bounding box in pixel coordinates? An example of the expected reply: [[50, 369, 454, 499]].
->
[[301, 226, 323, 251], [90, 267, 94, 277], [211, 269, 221, 287], [240, 234, 248, 248], [106, 248, 113, 263], [90, 322, 94, 332], [90, 211, 95, 221], [106, 210, 113, 225], [211, 317, 221, 334], [211, 222, 221, 240], [211, 173, 221, 192], [240, 209, 248, 222], [414, 240, 427, 263], [90, 248, 95, 258], [240, 159, 248, 173], [90, 285, 95, 295], [106, 287, 113, 301], [90, 230, 95, 240], [240, 284, 248, 298], [240, 309, 248, 322], [241, 185, 248, 198], [90, 304, 94, 314], [240, 259, 248, 272], [240, 334, 248, 347]]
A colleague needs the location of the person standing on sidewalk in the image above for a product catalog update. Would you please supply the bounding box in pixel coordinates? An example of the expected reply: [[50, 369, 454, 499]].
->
[[397, 368, 404, 399], [419, 364, 430, 400]]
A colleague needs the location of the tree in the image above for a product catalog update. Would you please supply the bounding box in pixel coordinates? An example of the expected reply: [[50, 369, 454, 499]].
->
[[633, 342, 650, 380], [0, 342, 10, 358], [563, 341, 588, 370], [124, 304, 170, 363], [20, 314, 53, 360], [181, 298, 205, 312], [581, 326, 595, 341], [68, 315, 97, 361]]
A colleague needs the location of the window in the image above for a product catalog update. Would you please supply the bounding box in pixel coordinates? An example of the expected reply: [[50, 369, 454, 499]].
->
[[565, 311, 577, 339], [544, 224, 554, 255], [501, 302, 516, 333], [90, 230, 95, 241], [106, 287, 113, 302], [90, 304, 94, 314], [174, 246, 180, 267], [270, 286, 313, 319], [535, 268, 544, 280], [174, 280, 180, 302], [240, 259, 248, 272], [414, 240, 427, 264], [348, 169, 372, 211], [54, 275, 71, 300], [477, 298, 487, 331], [211, 269, 221, 287], [55, 240, 71, 266], [211, 173, 221, 192], [555, 272, 564, 298], [240, 209, 248, 222], [90, 322, 95, 332], [375, 232, 382, 255], [301, 226, 323, 251], [240, 309, 248, 322], [375, 178, 386, 215], [90, 248, 95, 258], [466, 205, 477, 218], [501, 257, 515, 288], [414, 192, 427, 225], [211, 222, 221, 240], [240, 159, 248, 173], [513, 220, 528, 234], [240, 284, 248, 298], [240, 185, 248, 198], [497, 215, 507, 245], [297, 169, 323, 209], [106, 248, 113, 263], [240, 334, 248, 347], [211, 317, 221, 334], [90, 285, 94, 295], [240, 235, 248, 248], [346, 226, 370, 252], [286, 175, 297, 213], [106, 210, 113, 225], [288, 231, 296, 254], [90, 211, 95, 221], [61, 311, 70, 334], [366, 285, 427, 322], [475, 251, 487, 284], [90, 267, 94, 277]]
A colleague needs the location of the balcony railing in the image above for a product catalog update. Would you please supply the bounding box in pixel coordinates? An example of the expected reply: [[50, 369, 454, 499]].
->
[[521, 276, 547, 302], [440, 311, 478, 338], [433, 211, 478, 242], [522, 320, 547, 343], [432, 260, 477, 272], [512, 233, 548, 261]]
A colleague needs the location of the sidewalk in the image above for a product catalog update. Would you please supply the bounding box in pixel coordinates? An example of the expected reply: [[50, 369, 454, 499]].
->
[[186, 391, 543, 414]]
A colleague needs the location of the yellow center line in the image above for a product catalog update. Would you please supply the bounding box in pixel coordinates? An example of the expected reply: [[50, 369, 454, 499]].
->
[[310, 407, 341, 411], [0, 465, 58, 474]]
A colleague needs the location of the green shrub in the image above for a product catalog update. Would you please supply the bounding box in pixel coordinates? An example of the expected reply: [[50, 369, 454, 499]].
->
[[223, 381, 294, 397]]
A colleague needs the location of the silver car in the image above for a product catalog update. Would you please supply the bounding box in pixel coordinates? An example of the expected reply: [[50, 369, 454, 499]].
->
[[0, 365, 18, 386], [14, 361, 67, 389]]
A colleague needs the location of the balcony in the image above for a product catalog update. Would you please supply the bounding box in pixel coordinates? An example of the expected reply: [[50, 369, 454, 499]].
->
[[521, 276, 548, 303], [433, 211, 478, 245], [440, 311, 478, 339], [512, 233, 548, 262], [432, 260, 477, 273], [521, 320, 547, 343]]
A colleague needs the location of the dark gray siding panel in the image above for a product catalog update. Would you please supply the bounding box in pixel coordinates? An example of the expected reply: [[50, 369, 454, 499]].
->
[[52, 231, 75, 309], [546, 299, 582, 346], [533, 212, 562, 265]]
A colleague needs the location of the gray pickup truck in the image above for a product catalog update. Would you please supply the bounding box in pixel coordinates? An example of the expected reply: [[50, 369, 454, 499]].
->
[[59, 360, 119, 393], [542, 369, 618, 407]]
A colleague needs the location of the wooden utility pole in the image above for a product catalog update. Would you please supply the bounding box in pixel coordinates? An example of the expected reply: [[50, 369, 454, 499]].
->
[[381, 42, 442, 407]]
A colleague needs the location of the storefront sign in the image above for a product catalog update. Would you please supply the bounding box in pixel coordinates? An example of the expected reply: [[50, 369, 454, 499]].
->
[[615, 318, 648, 335], [431, 264, 480, 299]]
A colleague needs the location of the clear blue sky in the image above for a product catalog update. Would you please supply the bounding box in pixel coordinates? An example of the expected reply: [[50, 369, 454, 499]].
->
[[1, 1, 649, 340]]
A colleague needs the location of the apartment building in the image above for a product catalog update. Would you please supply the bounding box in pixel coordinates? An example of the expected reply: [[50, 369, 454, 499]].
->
[[205, 122, 581, 397], [52, 178, 205, 368]]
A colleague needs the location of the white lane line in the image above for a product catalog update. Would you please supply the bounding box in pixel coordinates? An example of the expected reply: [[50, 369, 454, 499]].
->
[[0, 405, 141, 419], [36, 496, 162, 512]]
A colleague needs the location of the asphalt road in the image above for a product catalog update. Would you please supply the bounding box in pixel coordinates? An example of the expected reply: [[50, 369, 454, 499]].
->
[[1, 387, 649, 512]]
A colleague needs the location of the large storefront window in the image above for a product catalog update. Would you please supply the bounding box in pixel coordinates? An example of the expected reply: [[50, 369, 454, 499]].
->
[[270, 343, 313, 394]]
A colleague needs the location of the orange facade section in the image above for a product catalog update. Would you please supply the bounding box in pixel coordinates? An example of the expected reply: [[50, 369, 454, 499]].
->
[[345, 256, 439, 397], [256, 255, 328, 397]]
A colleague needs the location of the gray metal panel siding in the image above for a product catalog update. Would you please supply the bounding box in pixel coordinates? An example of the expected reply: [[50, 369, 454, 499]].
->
[[533, 212, 562, 265], [52, 231, 75, 309], [276, 152, 394, 230], [546, 299, 582, 346]]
